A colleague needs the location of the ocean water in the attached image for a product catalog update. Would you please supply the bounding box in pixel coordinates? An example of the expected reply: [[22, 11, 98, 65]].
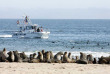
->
[[0, 19, 110, 57]]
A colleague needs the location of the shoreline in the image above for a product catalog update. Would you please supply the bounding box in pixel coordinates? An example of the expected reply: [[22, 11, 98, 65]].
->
[[5, 50, 110, 58], [0, 63, 110, 74]]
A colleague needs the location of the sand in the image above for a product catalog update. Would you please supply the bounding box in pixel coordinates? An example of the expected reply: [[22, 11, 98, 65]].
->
[[0, 63, 110, 74]]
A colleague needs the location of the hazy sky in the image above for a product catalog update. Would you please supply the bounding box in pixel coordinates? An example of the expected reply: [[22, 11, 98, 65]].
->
[[0, 0, 110, 19]]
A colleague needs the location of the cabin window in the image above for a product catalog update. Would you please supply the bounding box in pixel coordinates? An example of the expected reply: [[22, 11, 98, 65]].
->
[[26, 26, 31, 30], [26, 26, 36, 30], [26, 26, 28, 29], [20, 27, 22, 30]]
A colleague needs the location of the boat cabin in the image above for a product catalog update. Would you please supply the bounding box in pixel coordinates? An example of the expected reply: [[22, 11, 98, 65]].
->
[[18, 24, 37, 31], [18, 24, 43, 32]]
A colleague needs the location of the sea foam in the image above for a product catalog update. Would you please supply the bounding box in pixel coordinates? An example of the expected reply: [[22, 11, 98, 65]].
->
[[0, 35, 12, 38]]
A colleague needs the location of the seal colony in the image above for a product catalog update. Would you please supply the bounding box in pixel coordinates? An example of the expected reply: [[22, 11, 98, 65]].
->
[[0, 48, 110, 64]]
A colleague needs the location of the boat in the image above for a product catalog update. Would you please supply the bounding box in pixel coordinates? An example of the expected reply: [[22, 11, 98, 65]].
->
[[12, 16, 50, 38]]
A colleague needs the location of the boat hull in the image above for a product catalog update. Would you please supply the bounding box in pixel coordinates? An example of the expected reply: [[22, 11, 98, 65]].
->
[[13, 32, 50, 38]]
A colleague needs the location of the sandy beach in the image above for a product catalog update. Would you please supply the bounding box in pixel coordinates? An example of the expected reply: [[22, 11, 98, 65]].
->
[[0, 63, 109, 74]]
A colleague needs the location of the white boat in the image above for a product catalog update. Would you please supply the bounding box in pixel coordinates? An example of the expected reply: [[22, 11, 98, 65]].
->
[[12, 16, 50, 38]]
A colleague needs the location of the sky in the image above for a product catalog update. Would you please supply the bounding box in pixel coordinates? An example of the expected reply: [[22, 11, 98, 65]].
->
[[0, 0, 110, 19]]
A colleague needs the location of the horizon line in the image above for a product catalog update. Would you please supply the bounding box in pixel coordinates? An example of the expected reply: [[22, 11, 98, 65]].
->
[[0, 18, 110, 20]]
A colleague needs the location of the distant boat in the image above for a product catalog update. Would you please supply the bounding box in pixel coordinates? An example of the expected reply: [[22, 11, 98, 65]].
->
[[13, 16, 50, 38]]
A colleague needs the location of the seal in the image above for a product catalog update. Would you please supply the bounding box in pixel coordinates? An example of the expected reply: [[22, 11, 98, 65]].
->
[[42, 50, 46, 62], [7, 51, 15, 62], [98, 56, 110, 64], [0, 48, 8, 62], [49, 51, 54, 59], [3, 48, 8, 58], [37, 52, 43, 62], [20, 52, 28, 59], [75, 56, 79, 60], [13, 50, 22, 62], [93, 58, 97, 64], [76, 52, 88, 64], [20, 52, 29, 62], [29, 59, 40, 63], [63, 52, 69, 63], [63, 52, 75, 63], [87, 54, 93, 64], [45, 51, 50, 62], [45, 51, 55, 63], [54, 51, 64, 63], [33, 53, 37, 59], [42, 50, 45, 55], [68, 52, 72, 60], [30, 54, 34, 60]]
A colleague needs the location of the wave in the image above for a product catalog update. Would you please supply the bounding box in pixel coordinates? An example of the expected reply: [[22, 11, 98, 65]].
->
[[0, 30, 17, 32], [0, 35, 12, 38]]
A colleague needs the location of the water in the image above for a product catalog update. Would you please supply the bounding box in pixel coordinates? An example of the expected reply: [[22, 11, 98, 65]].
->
[[0, 19, 110, 57]]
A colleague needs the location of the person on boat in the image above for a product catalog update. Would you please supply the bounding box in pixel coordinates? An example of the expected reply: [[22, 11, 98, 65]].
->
[[41, 27, 43, 32], [37, 28, 40, 32], [17, 20, 19, 24], [34, 26, 37, 32], [24, 16, 28, 24]]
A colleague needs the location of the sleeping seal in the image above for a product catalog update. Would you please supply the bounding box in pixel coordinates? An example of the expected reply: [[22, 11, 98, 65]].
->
[[98, 56, 110, 64]]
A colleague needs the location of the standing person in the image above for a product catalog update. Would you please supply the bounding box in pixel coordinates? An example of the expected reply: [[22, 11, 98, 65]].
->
[[24, 16, 28, 24], [25, 16, 28, 22]]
